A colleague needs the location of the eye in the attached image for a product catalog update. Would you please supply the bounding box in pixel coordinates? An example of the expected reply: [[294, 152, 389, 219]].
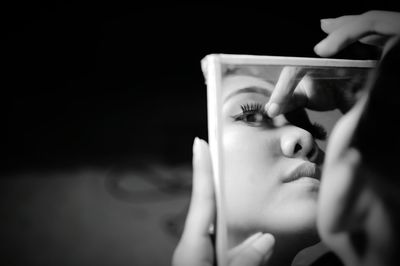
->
[[232, 103, 273, 127]]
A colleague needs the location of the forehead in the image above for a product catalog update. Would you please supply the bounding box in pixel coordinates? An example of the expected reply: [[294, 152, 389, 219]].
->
[[222, 64, 282, 80], [221, 65, 282, 99], [222, 75, 275, 100]]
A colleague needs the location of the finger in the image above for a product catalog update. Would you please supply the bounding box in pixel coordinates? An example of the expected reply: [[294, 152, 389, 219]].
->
[[230, 233, 275, 266], [173, 138, 215, 266], [314, 18, 372, 57], [366, 10, 400, 35], [228, 232, 263, 258], [315, 11, 400, 57], [265, 66, 307, 117], [359, 34, 389, 47], [181, 137, 215, 241], [320, 15, 358, 34], [321, 11, 400, 36]]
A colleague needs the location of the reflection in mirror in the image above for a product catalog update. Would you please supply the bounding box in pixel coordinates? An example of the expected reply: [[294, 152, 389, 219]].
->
[[202, 55, 375, 266], [222, 65, 325, 266]]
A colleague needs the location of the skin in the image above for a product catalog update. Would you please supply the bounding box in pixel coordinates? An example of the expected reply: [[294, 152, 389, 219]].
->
[[173, 137, 276, 266], [264, 10, 400, 266], [318, 85, 397, 266], [265, 10, 400, 118], [317, 94, 368, 266], [221, 74, 323, 264], [173, 73, 327, 266], [174, 10, 400, 266]]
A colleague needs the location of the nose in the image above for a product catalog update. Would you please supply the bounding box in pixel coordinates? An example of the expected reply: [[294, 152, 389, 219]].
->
[[280, 127, 320, 162]]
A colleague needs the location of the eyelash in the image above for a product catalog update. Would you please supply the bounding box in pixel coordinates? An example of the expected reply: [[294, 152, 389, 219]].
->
[[240, 103, 264, 113], [232, 102, 327, 140], [231, 103, 273, 127], [309, 122, 327, 140]]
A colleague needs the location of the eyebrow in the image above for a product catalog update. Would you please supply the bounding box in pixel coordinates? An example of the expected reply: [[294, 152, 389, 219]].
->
[[224, 86, 272, 103]]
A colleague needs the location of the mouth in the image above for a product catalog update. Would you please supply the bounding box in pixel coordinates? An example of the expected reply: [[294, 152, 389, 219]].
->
[[282, 163, 321, 183]]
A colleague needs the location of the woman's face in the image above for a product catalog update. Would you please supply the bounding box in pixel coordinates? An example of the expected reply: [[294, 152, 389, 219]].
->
[[222, 74, 324, 245], [317, 95, 369, 265]]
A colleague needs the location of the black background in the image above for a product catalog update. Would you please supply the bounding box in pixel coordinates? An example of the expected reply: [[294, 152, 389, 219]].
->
[[2, 2, 400, 266], [3, 1, 396, 173]]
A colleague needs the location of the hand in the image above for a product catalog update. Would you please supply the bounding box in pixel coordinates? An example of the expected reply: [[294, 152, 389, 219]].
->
[[228, 232, 275, 266], [172, 137, 275, 266], [264, 66, 367, 116], [264, 10, 400, 117], [314, 10, 400, 57]]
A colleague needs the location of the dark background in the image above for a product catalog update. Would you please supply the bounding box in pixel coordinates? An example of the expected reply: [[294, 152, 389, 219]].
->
[[4, 1, 394, 173], [2, 2, 399, 266]]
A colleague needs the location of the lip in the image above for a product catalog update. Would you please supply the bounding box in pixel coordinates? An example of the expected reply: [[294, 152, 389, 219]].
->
[[282, 163, 321, 183]]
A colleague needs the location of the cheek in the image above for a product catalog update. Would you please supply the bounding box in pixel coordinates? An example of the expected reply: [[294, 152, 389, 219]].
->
[[318, 118, 351, 235], [318, 159, 350, 240], [318, 167, 338, 234], [222, 127, 281, 221], [317, 161, 358, 265], [222, 127, 280, 187], [222, 125, 279, 164]]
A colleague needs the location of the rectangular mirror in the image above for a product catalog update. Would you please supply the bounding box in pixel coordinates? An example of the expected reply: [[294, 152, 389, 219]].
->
[[201, 54, 375, 266]]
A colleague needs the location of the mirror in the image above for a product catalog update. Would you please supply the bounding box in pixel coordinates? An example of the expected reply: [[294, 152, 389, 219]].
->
[[201, 54, 375, 266]]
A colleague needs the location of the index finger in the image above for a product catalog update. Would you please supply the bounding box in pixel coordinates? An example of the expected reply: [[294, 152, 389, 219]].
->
[[172, 138, 215, 266], [230, 234, 275, 266], [314, 11, 400, 57], [181, 138, 215, 241], [265, 66, 307, 117]]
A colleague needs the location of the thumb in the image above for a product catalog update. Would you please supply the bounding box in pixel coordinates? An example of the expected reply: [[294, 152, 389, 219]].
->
[[230, 233, 275, 266]]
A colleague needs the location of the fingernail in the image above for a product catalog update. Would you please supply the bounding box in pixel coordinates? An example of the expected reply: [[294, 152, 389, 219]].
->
[[193, 137, 200, 154], [320, 18, 333, 26], [252, 233, 275, 254], [267, 103, 280, 117], [264, 102, 270, 112], [248, 232, 263, 242]]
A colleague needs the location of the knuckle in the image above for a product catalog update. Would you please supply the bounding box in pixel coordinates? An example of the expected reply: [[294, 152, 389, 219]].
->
[[362, 10, 380, 29], [363, 10, 380, 18]]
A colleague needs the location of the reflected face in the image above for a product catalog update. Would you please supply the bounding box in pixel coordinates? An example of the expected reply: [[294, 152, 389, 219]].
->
[[222, 74, 324, 246]]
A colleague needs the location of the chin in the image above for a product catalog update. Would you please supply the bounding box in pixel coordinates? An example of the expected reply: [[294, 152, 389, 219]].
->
[[262, 204, 318, 237], [269, 217, 320, 250]]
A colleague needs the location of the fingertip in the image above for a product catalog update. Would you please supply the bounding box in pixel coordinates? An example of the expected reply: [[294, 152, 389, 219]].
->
[[264, 102, 270, 113], [247, 232, 263, 242], [314, 41, 323, 55], [320, 18, 328, 26], [267, 103, 280, 117], [314, 40, 331, 57], [263, 233, 275, 244], [197, 138, 209, 149], [192, 137, 200, 154], [192, 138, 212, 190], [320, 18, 334, 30], [186, 137, 214, 238], [193, 137, 209, 159], [252, 233, 275, 254], [197, 138, 210, 164]]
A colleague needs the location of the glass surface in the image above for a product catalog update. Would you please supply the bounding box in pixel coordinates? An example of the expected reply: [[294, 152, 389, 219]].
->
[[201, 54, 375, 266]]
